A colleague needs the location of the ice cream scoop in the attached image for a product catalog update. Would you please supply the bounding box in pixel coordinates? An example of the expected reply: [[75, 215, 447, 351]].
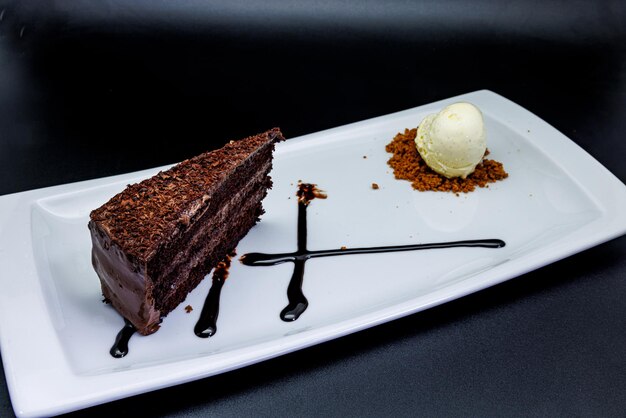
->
[[415, 102, 487, 179]]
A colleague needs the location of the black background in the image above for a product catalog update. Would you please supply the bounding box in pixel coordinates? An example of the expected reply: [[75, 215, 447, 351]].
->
[[1, 1, 625, 416]]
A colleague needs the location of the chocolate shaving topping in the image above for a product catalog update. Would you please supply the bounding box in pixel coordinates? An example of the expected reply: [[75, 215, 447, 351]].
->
[[90, 128, 284, 260]]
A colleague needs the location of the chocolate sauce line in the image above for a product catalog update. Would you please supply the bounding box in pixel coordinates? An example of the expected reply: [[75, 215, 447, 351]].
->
[[110, 183, 506, 357], [110, 255, 231, 357], [241, 183, 506, 322], [195, 276, 225, 338], [280, 201, 309, 321], [242, 238, 505, 266], [110, 318, 136, 358], [194, 252, 234, 338]]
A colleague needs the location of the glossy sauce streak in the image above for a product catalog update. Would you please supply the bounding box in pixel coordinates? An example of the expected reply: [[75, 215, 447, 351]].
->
[[194, 251, 235, 338], [110, 252, 235, 357], [241, 183, 506, 322], [110, 318, 136, 358], [111, 183, 506, 357]]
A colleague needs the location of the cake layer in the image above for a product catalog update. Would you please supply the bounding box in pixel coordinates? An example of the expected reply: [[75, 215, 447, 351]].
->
[[154, 163, 272, 314], [160, 188, 267, 315], [150, 143, 274, 283]]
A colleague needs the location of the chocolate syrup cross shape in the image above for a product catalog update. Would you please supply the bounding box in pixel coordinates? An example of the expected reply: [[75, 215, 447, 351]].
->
[[111, 184, 505, 357], [240, 196, 506, 322]]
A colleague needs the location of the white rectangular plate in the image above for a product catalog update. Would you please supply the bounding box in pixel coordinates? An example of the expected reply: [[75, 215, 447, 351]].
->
[[2, 90, 626, 417]]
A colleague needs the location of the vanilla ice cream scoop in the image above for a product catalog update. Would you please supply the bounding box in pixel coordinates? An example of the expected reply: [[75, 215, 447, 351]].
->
[[416, 102, 487, 179]]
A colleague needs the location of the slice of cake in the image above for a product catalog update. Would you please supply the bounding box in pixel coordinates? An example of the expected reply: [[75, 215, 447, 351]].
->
[[89, 128, 284, 335]]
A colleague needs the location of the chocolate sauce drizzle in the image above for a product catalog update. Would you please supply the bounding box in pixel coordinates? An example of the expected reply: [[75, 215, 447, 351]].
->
[[110, 318, 136, 358], [109, 252, 235, 357], [110, 182, 505, 357], [241, 182, 506, 322], [194, 251, 235, 338]]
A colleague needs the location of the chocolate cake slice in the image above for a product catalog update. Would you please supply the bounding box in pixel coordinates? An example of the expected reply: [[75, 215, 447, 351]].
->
[[89, 128, 284, 335]]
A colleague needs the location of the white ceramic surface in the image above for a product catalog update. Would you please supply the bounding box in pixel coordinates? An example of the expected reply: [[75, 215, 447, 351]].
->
[[1, 90, 626, 417]]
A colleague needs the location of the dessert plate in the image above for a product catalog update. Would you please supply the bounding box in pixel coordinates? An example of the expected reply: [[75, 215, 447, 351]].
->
[[2, 90, 626, 417]]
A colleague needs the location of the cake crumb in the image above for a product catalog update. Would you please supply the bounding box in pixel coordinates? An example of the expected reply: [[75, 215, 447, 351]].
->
[[371, 183, 379, 190], [185, 305, 193, 313], [297, 182, 328, 204], [385, 128, 508, 193]]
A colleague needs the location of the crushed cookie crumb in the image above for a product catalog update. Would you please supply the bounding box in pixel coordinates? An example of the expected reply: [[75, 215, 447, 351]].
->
[[185, 305, 193, 313], [371, 183, 379, 190], [385, 128, 508, 193], [340, 246, 347, 250]]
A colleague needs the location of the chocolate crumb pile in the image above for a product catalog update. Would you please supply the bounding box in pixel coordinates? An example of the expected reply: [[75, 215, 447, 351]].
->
[[385, 128, 508, 193]]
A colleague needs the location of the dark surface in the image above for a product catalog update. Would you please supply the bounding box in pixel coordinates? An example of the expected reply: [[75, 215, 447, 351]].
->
[[1, 0, 625, 416]]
